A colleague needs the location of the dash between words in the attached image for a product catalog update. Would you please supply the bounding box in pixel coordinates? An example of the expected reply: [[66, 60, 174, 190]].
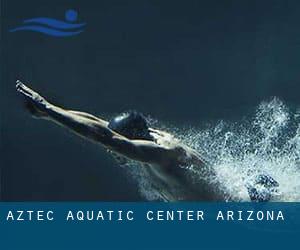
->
[[1, 210, 284, 222]]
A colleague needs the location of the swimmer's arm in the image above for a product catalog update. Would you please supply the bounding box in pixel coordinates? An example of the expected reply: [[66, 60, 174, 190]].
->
[[67, 110, 107, 123], [44, 108, 168, 165], [16, 80, 107, 123], [44, 106, 173, 165], [110, 137, 176, 164], [16, 81, 173, 164], [47, 107, 173, 163], [16, 81, 204, 165], [16, 81, 111, 141]]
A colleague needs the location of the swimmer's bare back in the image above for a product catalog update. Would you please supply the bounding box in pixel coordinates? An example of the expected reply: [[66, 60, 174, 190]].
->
[[16, 80, 222, 200]]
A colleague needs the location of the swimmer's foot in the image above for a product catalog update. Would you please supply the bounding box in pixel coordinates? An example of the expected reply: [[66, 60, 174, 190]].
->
[[16, 80, 49, 118]]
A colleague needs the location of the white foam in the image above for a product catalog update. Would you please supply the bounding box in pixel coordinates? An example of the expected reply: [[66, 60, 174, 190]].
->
[[124, 98, 300, 201]]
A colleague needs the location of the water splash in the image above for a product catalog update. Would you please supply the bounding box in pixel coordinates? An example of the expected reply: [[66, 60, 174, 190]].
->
[[123, 98, 300, 201]]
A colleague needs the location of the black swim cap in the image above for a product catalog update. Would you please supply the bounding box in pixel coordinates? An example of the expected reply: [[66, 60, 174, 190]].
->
[[108, 111, 153, 140]]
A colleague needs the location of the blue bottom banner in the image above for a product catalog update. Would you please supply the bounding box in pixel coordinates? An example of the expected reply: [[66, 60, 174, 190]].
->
[[0, 202, 298, 249]]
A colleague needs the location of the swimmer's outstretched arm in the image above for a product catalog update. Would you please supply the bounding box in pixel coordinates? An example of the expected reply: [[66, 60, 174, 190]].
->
[[16, 81, 176, 165]]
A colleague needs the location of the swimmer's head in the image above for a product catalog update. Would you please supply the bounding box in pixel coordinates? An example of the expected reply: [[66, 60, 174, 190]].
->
[[108, 111, 153, 141]]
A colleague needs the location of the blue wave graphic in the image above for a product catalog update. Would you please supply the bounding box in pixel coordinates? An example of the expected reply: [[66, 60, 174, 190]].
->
[[10, 25, 84, 37], [23, 18, 85, 29], [9, 9, 85, 37]]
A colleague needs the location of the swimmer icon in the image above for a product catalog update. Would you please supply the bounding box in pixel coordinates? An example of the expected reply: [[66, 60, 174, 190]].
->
[[9, 9, 86, 37]]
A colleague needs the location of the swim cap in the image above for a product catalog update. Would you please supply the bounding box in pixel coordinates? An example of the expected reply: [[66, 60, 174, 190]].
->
[[108, 111, 153, 140]]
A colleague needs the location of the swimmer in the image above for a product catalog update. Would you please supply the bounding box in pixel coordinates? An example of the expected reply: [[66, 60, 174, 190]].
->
[[16, 80, 278, 201]]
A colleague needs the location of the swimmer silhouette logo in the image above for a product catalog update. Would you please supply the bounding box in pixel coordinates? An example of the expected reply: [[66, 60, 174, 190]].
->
[[9, 9, 85, 37]]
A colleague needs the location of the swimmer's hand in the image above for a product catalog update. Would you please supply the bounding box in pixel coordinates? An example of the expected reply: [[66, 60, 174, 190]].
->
[[16, 80, 49, 118]]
